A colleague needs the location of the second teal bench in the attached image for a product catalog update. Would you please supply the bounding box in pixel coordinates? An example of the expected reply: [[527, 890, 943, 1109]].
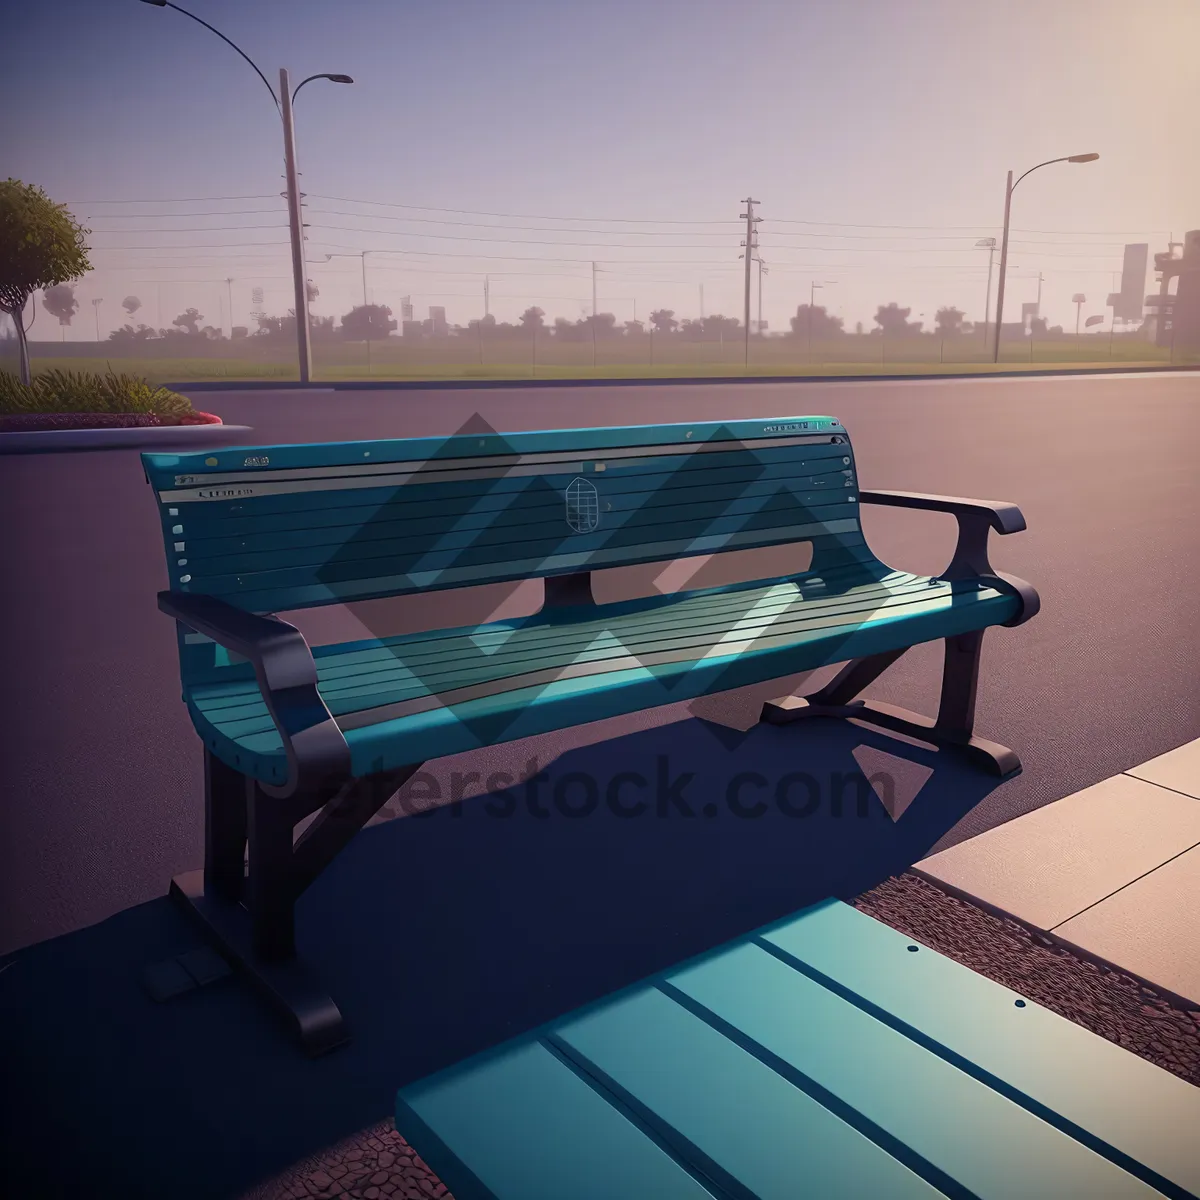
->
[[396, 899, 1200, 1200]]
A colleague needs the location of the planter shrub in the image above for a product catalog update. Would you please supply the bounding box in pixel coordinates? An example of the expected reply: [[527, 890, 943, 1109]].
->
[[0, 369, 219, 431]]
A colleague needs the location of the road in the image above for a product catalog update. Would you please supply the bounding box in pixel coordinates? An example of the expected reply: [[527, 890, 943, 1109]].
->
[[2, 370, 1198, 958]]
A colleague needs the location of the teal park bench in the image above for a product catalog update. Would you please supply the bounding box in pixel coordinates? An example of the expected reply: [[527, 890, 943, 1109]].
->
[[141, 415, 1038, 1054], [395, 899, 1200, 1200]]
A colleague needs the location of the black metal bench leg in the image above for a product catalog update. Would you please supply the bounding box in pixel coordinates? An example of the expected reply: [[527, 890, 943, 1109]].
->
[[203, 748, 246, 903], [169, 763, 424, 1056], [760, 632, 1021, 779]]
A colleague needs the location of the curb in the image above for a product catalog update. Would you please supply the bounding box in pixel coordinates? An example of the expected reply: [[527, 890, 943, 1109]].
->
[[165, 364, 1200, 392], [0, 423, 256, 455]]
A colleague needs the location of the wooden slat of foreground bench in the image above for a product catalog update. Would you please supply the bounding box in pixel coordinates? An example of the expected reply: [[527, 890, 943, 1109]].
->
[[142, 415, 1039, 1053], [397, 901, 1200, 1200]]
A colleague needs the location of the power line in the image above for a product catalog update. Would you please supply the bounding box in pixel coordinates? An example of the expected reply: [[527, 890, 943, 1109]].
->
[[80, 208, 285, 218], [305, 207, 748, 236], [305, 222, 742, 248], [306, 195, 737, 225], [66, 194, 279, 204], [86, 240, 291, 249], [88, 224, 288, 233]]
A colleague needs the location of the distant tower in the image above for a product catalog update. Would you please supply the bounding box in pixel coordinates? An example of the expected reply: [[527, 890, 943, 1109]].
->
[[1149, 230, 1200, 349]]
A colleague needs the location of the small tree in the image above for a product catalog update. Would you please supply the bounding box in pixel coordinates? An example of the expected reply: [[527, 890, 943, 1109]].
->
[[933, 306, 965, 337], [173, 308, 203, 335], [43, 283, 79, 341], [519, 306, 545, 330], [340, 303, 397, 341], [649, 308, 678, 334], [0, 179, 91, 383], [122, 295, 142, 318]]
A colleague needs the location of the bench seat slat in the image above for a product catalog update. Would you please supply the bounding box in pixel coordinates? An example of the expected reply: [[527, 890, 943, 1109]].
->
[[397, 900, 1169, 1200], [662, 947, 1164, 1199], [550, 987, 947, 1199], [395, 1040, 722, 1200], [757, 901, 1200, 1198]]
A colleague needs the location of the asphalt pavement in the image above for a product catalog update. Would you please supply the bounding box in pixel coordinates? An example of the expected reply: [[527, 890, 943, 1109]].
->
[[2, 370, 1198, 960]]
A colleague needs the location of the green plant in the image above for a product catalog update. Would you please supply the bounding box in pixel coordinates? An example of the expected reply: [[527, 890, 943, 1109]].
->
[[0, 179, 92, 384], [0, 368, 194, 417]]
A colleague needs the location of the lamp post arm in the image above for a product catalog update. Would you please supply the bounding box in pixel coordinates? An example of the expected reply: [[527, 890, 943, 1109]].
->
[[1011, 156, 1072, 192], [156, 1, 279, 110]]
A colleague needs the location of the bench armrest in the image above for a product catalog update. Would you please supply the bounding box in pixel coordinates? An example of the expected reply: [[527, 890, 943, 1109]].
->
[[158, 590, 351, 800], [857, 490, 1039, 626], [858, 490, 1026, 534]]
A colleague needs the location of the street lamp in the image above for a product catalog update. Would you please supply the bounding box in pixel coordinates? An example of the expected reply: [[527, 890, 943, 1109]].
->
[[322, 251, 374, 371], [992, 152, 1098, 363], [975, 237, 996, 346], [139, 1, 353, 383], [808, 280, 836, 358]]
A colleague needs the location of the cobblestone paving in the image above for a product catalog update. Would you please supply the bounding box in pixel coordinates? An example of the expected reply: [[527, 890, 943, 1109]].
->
[[239, 1121, 452, 1200], [243, 870, 1199, 1200]]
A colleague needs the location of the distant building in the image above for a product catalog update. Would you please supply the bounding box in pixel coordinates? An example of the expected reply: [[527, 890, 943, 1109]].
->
[[401, 296, 414, 323], [1106, 244, 1149, 324], [429, 306, 447, 336], [401, 320, 423, 339], [1147, 230, 1200, 350]]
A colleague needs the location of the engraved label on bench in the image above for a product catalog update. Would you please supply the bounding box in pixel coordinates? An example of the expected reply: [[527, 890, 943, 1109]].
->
[[242, 455, 270, 467], [565, 477, 600, 533]]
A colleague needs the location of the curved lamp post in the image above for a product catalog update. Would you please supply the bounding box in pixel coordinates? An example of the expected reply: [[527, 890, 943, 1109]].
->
[[139, 1, 352, 383], [992, 153, 1098, 363]]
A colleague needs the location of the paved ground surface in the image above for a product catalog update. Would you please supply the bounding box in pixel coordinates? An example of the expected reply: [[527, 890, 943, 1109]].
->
[[918, 737, 1200, 1009], [2, 371, 1198, 1200], [241, 872, 1200, 1200]]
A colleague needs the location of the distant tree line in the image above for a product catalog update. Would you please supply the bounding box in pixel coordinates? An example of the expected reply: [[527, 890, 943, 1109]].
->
[[86, 295, 1065, 346]]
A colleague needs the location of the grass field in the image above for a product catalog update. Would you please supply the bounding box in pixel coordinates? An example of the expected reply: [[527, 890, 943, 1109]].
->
[[2, 333, 1189, 385]]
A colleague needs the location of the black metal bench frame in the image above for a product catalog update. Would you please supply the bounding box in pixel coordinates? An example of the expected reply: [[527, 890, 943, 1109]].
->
[[158, 487, 1037, 1055]]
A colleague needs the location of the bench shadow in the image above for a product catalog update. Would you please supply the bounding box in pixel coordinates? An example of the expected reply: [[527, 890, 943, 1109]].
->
[[0, 713, 1000, 1200]]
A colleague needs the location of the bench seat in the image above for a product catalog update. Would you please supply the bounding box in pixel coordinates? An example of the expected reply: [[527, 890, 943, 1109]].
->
[[188, 567, 1019, 785], [396, 899, 1200, 1200]]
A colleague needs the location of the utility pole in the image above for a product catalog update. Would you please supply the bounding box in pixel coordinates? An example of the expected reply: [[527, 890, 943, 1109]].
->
[[225, 277, 234, 338], [484, 274, 490, 318], [756, 255, 766, 336], [92, 297, 103, 341], [360, 250, 372, 373], [740, 197, 760, 366], [1036, 271, 1044, 313], [699, 284, 704, 320], [280, 67, 313, 383], [591, 261, 598, 368], [993, 171, 1013, 363], [976, 238, 996, 347]]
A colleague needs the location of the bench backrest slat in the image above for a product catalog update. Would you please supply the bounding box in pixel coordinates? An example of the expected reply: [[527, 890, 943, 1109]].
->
[[142, 416, 877, 622]]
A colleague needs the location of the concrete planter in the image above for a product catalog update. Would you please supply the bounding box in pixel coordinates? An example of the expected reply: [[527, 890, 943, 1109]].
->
[[0, 411, 254, 454]]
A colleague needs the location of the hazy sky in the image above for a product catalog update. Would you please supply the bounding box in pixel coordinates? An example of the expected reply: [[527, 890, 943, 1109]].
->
[[5, 0, 1197, 339]]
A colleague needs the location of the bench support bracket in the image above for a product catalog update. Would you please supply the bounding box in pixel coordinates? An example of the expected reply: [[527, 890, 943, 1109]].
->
[[172, 750, 424, 1055], [761, 630, 1021, 778]]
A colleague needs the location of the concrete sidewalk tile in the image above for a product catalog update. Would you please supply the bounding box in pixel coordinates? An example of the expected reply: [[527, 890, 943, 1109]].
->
[[916, 774, 1200, 930], [1054, 845, 1200, 1007], [1126, 738, 1200, 800]]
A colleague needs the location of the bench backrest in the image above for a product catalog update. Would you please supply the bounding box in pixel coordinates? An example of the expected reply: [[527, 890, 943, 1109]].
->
[[142, 415, 877, 622]]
